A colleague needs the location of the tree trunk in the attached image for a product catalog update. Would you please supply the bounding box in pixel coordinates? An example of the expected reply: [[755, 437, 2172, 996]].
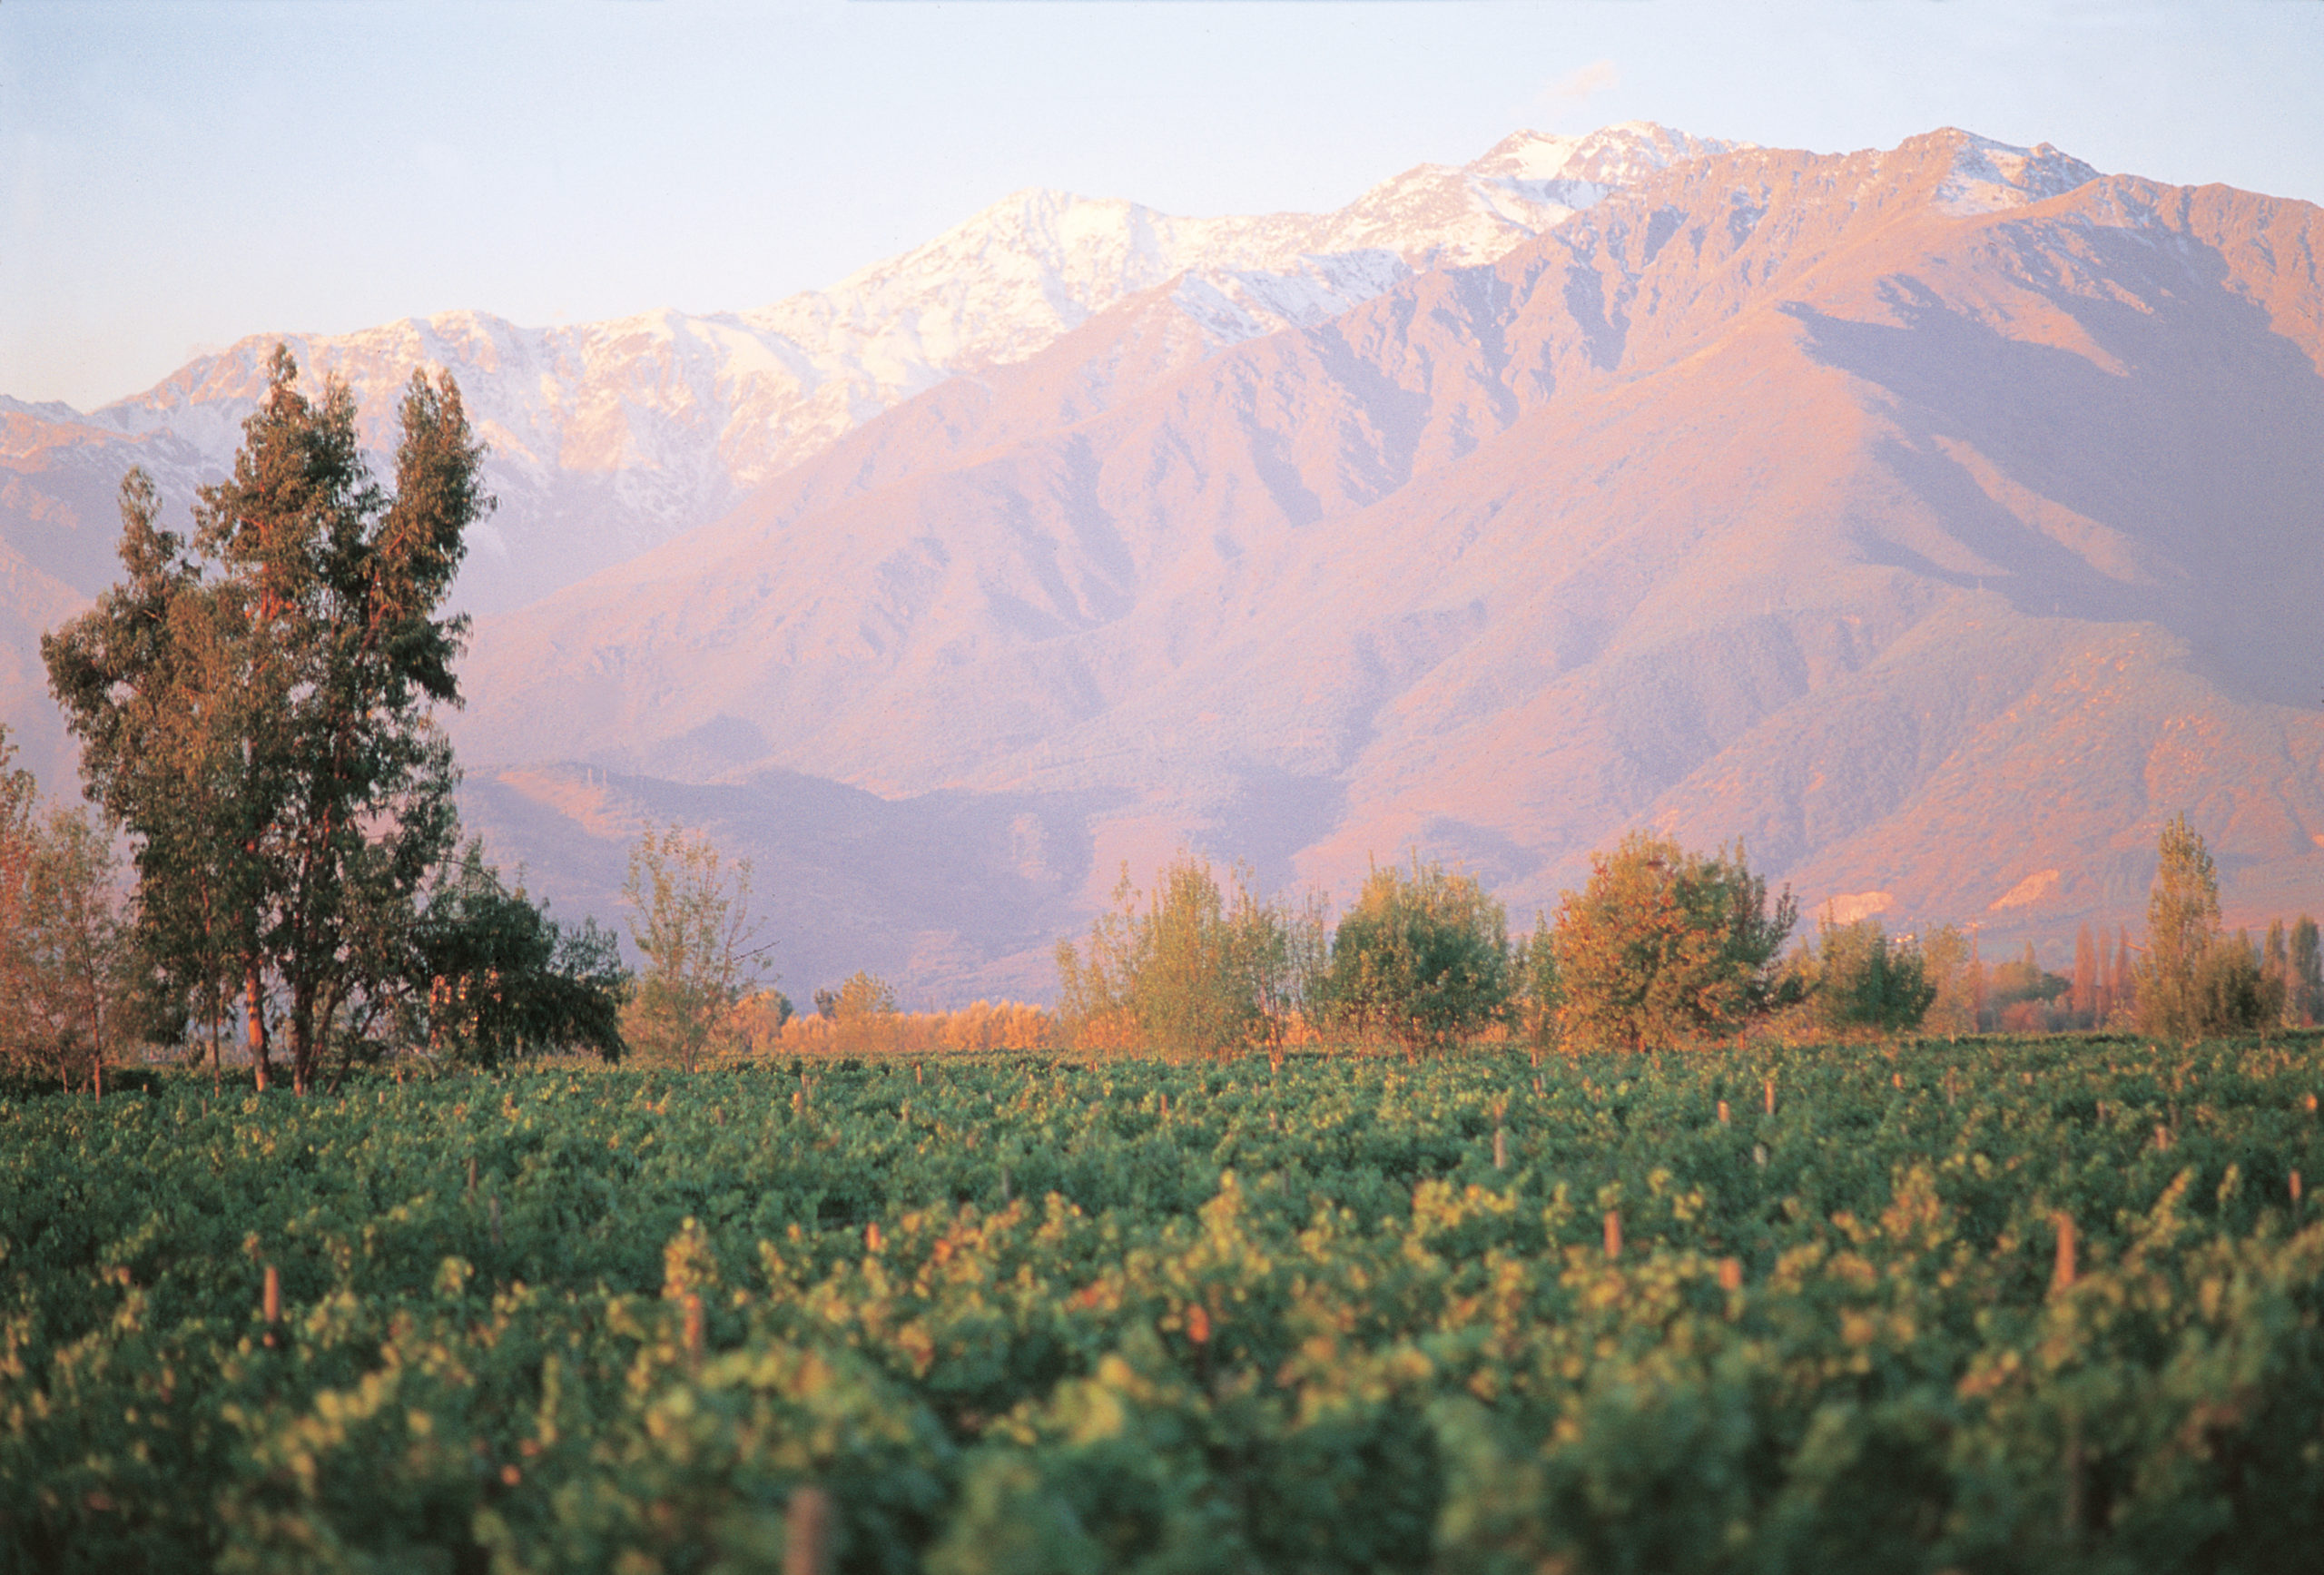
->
[[290, 981, 316, 1095], [247, 963, 271, 1091]]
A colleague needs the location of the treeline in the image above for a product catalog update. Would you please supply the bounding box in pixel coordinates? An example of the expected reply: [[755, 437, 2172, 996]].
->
[[1050, 837, 1800, 1059], [1040, 813, 2321, 1059]]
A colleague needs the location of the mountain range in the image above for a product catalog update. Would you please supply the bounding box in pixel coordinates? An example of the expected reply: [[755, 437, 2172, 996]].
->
[[7, 124, 2321, 1005]]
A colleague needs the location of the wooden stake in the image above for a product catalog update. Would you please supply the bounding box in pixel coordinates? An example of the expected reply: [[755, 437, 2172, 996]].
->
[[2291, 1168, 2303, 1208], [1603, 1210, 1622, 1260], [1492, 1125, 1506, 1171], [2052, 1212, 2076, 1294], [1717, 1257, 1742, 1293], [262, 1264, 280, 1324], [1765, 1078, 1777, 1116], [784, 1485, 834, 1575], [1717, 1099, 1729, 1125]]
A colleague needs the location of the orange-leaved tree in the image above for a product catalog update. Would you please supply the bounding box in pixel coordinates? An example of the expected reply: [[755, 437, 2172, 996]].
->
[[1551, 832, 1797, 1052]]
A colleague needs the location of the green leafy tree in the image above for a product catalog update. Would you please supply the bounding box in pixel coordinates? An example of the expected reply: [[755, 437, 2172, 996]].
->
[[2196, 930, 2282, 1038], [2135, 814, 2220, 1041], [2132, 815, 2276, 1040], [1807, 913, 1936, 1038], [622, 824, 766, 1070], [1319, 853, 1509, 1058], [44, 347, 488, 1093], [405, 844, 628, 1068], [0, 735, 141, 1095], [2262, 919, 2296, 1028], [1916, 924, 1980, 1037], [2291, 915, 2323, 1025], [1510, 913, 1563, 1056], [1552, 833, 1797, 1052], [1055, 853, 1323, 1058]]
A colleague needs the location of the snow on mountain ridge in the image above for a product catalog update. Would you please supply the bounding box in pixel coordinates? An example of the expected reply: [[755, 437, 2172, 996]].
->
[[10, 123, 1738, 613], [1918, 127, 2102, 215]]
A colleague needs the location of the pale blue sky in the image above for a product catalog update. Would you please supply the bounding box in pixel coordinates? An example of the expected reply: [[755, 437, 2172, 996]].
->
[[6, 0, 2319, 409]]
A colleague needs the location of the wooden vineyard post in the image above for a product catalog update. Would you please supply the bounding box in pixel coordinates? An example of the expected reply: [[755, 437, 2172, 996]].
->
[[1717, 1099, 1729, 1125], [2053, 1210, 2082, 1542], [785, 1484, 834, 1575], [1765, 1078, 1777, 1116], [1603, 1210, 1622, 1261], [261, 1264, 280, 1347]]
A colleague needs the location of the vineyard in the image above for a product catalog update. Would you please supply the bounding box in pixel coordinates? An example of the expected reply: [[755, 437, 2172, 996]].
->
[[5, 1034, 2322, 1572]]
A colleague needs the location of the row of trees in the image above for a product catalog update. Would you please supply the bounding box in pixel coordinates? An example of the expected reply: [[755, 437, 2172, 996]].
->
[[1053, 814, 2319, 1058], [1056, 836, 1806, 1058]]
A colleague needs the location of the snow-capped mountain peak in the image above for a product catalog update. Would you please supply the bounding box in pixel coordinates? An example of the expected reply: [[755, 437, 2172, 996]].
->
[[1927, 128, 2101, 214]]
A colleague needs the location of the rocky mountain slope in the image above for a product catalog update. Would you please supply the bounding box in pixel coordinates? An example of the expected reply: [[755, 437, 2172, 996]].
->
[[448, 129, 2324, 1000]]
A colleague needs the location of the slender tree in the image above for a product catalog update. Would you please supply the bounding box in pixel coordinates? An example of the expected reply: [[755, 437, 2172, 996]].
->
[[2072, 922, 2098, 1026], [2135, 814, 2220, 1041], [622, 824, 765, 1071], [2263, 919, 2292, 1027], [1918, 924, 1978, 1036], [2132, 815, 2273, 1040], [45, 347, 490, 1092], [2291, 915, 2323, 1026], [0, 729, 43, 1074]]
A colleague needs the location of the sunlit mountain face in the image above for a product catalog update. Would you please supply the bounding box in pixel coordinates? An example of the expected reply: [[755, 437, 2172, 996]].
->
[[8, 126, 2321, 1002]]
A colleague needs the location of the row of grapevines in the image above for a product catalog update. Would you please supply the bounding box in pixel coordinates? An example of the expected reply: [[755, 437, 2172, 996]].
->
[[3, 1033, 2319, 1570]]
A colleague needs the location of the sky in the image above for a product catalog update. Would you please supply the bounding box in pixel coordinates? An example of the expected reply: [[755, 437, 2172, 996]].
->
[[5, 0, 2320, 411]]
